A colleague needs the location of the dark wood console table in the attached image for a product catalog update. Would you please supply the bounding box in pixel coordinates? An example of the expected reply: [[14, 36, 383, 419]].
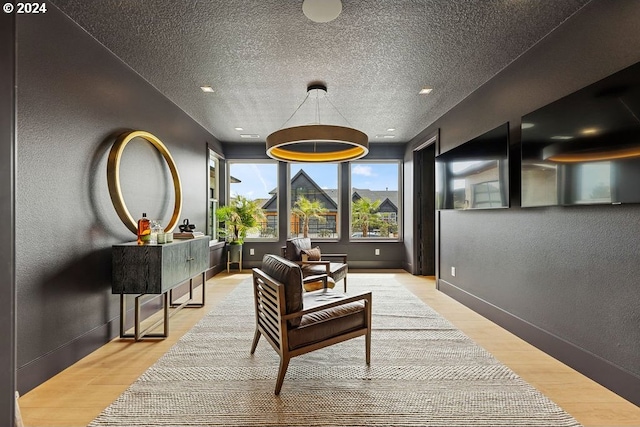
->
[[112, 237, 209, 340]]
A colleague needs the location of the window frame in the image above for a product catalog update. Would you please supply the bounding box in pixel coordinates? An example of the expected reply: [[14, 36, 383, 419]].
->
[[226, 159, 279, 242], [207, 149, 220, 244], [349, 160, 402, 242], [287, 162, 341, 241]]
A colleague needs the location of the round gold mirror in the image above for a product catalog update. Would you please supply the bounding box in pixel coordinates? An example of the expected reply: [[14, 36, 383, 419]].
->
[[107, 130, 183, 234]]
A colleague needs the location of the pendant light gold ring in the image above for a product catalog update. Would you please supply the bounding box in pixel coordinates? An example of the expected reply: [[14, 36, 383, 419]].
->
[[266, 124, 369, 162]]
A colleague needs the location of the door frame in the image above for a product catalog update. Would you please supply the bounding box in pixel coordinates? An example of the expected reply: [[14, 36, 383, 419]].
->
[[412, 132, 438, 278]]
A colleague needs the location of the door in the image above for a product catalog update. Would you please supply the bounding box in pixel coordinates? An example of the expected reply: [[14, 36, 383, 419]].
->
[[413, 137, 436, 276]]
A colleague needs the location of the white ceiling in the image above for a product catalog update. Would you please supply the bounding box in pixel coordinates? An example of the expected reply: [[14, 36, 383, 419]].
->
[[50, 0, 591, 145]]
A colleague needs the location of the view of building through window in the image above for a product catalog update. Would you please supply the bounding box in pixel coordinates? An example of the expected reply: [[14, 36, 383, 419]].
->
[[289, 163, 339, 238], [350, 162, 400, 238], [226, 161, 401, 241]]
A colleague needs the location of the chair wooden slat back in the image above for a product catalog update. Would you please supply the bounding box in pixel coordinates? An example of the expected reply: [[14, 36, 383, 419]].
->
[[252, 268, 287, 353]]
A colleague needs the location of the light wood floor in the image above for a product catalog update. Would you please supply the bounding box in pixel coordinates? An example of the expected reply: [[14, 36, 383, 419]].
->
[[19, 271, 640, 427]]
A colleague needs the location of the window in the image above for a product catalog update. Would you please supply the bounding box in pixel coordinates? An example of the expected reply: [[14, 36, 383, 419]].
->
[[350, 162, 401, 239], [289, 163, 339, 239], [207, 150, 219, 241], [227, 161, 278, 240]]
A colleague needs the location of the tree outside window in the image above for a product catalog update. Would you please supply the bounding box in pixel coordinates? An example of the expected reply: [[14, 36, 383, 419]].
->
[[227, 162, 278, 240], [350, 162, 401, 239], [292, 195, 328, 238], [352, 197, 381, 237]]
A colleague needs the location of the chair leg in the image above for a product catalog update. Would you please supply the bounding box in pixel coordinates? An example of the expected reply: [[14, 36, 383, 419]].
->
[[365, 329, 371, 365], [274, 355, 291, 395], [343, 276, 347, 292], [250, 329, 261, 354], [365, 297, 371, 364]]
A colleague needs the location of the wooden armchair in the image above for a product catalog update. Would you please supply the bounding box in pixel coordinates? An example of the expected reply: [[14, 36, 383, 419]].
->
[[251, 254, 372, 395], [281, 237, 349, 291]]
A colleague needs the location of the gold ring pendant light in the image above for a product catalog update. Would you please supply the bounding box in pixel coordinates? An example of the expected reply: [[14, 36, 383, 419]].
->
[[266, 84, 369, 162], [107, 130, 183, 234]]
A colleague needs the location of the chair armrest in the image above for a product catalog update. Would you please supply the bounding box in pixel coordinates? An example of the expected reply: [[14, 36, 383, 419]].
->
[[282, 292, 372, 320], [302, 273, 329, 289], [299, 259, 331, 274], [320, 253, 348, 263], [302, 273, 328, 282]]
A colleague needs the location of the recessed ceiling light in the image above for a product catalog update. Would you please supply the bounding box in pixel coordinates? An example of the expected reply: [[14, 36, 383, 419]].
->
[[419, 87, 433, 95], [386, 128, 396, 132], [551, 135, 574, 140], [200, 86, 214, 93], [240, 134, 260, 139], [375, 135, 396, 139], [234, 127, 244, 131], [521, 122, 535, 129]]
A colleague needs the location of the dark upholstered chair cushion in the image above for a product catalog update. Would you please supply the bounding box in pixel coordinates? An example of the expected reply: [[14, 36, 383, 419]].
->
[[285, 237, 312, 261], [260, 254, 303, 328], [287, 290, 366, 350]]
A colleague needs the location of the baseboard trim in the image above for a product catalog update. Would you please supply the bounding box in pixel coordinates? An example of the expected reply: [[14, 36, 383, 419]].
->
[[402, 261, 412, 273], [438, 279, 640, 406], [17, 319, 118, 394], [17, 294, 165, 394], [206, 264, 225, 280]]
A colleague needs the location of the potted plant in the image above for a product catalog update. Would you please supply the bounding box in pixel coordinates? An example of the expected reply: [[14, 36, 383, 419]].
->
[[215, 195, 265, 262]]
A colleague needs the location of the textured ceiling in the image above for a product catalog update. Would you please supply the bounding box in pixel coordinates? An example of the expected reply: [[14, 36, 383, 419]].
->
[[50, 0, 591, 145]]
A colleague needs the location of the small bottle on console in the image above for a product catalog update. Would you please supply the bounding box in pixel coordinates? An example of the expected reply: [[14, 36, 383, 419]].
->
[[137, 213, 150, 245]]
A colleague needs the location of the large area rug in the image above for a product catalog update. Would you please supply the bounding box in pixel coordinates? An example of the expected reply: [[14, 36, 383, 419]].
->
[[89, 274, 581, 427]]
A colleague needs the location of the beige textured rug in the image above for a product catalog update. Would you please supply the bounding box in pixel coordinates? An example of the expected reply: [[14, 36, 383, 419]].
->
[[89, 274, 581, 426]]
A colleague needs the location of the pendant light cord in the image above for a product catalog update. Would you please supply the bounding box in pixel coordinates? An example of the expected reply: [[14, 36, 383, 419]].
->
[[278, 86, 352, 129], [315, 90, 321, 124], [280, 92, 311, 129], [326, 96, 353, 127]]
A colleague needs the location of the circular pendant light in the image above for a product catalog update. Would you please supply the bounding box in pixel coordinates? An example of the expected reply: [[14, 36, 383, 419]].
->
[[266, 84, 369, 163]]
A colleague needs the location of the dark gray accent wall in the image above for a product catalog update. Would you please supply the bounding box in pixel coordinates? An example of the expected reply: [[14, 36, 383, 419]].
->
[[15, 4, 221, 392], [1, 7, 16, 427], [405, 0, 640, 404]]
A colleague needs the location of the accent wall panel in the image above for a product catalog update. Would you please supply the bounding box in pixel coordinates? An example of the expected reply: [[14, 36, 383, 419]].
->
[[405, 0, 640, 404], [15, 5, 221, 392]]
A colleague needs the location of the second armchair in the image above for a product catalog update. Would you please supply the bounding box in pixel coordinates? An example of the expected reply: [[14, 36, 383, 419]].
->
[[282, 237, 349, 292]]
